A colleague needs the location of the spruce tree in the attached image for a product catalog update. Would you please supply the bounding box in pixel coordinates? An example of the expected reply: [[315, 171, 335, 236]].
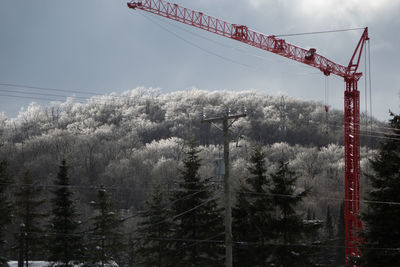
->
[[233, 146, 273, 266], [269, 159, 316, 266], [48, 160, 83, 266], [325, 205, 334, 239], [232, 182, 253, 266], [335, 201, 345, 266], [14, 170, 47, 263], [86, 186, 125, 266], [136, 185, 173, 267], [362, 113, 400, 266], [319, 205, 336, 266], [169, 142, 223, 266], [0, 160, 12, 264]]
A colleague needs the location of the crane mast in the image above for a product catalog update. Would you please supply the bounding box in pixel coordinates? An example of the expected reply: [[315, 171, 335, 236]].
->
[[128, 0, 369, 264]]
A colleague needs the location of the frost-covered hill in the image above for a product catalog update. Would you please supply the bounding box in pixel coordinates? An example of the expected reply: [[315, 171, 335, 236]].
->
[[0, 88, 378, 217]]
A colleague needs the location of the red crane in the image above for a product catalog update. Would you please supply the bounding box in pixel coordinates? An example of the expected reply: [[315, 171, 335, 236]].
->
[[127, 0, 369, 264]]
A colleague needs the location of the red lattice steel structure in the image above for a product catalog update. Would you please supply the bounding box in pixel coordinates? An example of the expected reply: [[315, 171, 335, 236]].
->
[[128, 0, 369, 264]]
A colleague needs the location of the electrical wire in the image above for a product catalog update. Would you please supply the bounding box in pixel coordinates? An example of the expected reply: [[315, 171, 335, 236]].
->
[[0, 182, 217, 193], [5, 181, 400, 207], [12, 229, 400, 252], [0, 83, 143, 102], [122, 189, 211, 222], [0, 82, 98, 96], [0, 93, 79, 103], [0, 88, 90, 101]]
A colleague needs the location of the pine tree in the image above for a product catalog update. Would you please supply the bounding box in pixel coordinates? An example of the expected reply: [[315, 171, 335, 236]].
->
[[126, 233, 135, 267], [362, 113, 400, 266], [269, 159, 316, 266], [48, 160, 83, 266], [319, 205, 336, 266], [136, 185, 173, 267], [14, 170, 47, 263], [0, 160, 12, 264], [86, 186, 125, 267], [169, 142, 223, 266], [232, 181, 254, 266], [325, 205, 334, 239], [233, 146, 273, 266], [335, 201, 345, 266]]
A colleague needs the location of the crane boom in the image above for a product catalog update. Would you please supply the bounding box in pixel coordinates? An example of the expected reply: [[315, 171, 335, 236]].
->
[[128, 0, 351, 77], [128, 0, 369, 265]]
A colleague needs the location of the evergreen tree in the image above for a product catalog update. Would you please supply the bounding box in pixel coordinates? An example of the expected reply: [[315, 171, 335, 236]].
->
[[269, 159, 316, 266], [86, 186, 125, 267], [335, 201, 345, 266], [136, 185, 173, 267], [126, 234, 136, 267], [169, 142, 223, 266], [0, 160, 12, 264], [325, 205, 334, 239], [47, 160, 83, 266], [362, 113, 400, 266], [233, 146, 273, 266], [318, 205, 336, 266], [13, 170, 47, 263]]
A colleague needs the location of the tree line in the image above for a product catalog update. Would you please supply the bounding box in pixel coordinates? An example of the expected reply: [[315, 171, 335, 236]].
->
[[0, 89, 377, 224], [0, 140, 349, 266]]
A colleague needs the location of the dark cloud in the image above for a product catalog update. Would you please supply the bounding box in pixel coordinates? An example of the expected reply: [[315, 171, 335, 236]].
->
[[0, 0, 398, 120]]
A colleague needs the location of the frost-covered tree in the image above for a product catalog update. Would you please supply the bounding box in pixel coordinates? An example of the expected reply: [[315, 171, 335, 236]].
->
[[47, 160, 83, 266], [362, 113, 400, 266]]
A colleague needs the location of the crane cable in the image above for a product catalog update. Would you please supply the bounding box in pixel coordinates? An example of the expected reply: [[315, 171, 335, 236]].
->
[[324, 76, 329, 134], [368, 39, 373, 137], [274, 27, 365, 37]]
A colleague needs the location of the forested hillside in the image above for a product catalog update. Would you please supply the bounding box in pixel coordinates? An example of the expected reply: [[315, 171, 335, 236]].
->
[[0, 88, 381, 264], [0, 88, 379, 211]]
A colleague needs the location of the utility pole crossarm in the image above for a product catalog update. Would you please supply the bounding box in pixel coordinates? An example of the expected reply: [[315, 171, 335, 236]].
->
[[128, 0, 349, 78], [201, 113, 247, 123]]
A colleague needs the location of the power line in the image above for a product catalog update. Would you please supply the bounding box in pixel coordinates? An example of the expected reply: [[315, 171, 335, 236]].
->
[[0, 88, 91, 101], [0, 82, 149, 102], [12, 229, 400, 252], [0, 82, 99, 96], [5, 181, 400, 207], [0, 93, 85, 103], [122, 189, 212, 222]]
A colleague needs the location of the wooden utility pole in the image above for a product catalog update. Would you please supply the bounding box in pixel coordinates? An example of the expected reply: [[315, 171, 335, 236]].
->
[[201, 111, 246, 267]]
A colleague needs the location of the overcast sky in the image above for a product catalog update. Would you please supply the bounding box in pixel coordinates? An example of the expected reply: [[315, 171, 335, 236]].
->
[[1, 0, 399, 121]]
